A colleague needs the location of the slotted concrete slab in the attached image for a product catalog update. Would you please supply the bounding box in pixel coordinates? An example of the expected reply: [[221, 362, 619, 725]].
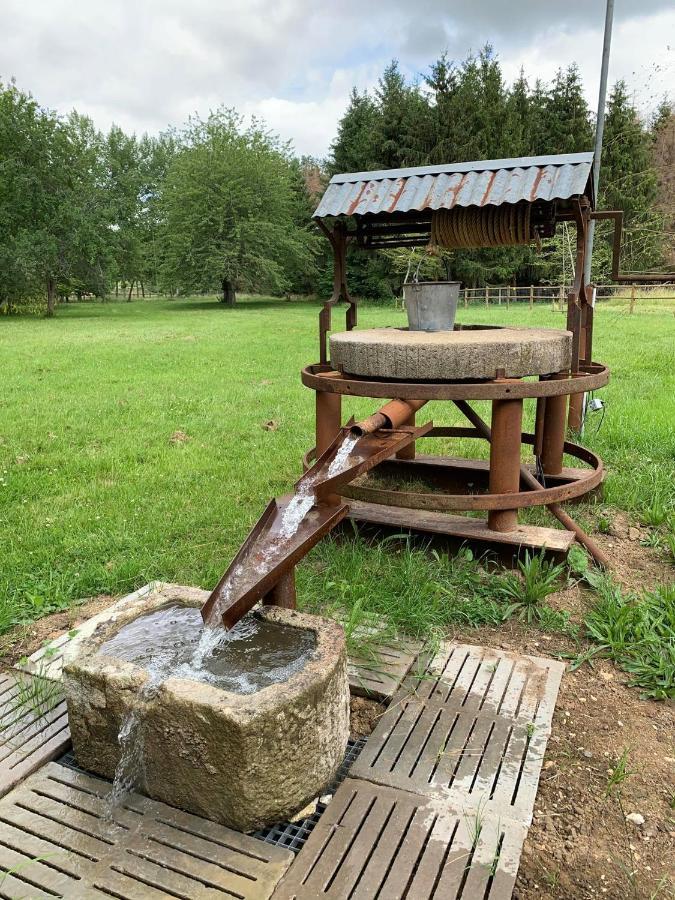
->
[[0, 762, 293, 899], [0, 673, 70, 798], [348, 633, 423, 700], [272, 778, 526, 899], [350, 642, 564, 826]]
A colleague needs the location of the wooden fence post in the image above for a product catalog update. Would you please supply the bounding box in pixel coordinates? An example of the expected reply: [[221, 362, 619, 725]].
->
[[630, 284, 636, 314], [529, 285, 534, 309], [485, 285, 489, 307]]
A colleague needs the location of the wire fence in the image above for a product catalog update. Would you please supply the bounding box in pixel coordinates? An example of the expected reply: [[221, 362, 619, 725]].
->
[[455, 283, 675, 312]]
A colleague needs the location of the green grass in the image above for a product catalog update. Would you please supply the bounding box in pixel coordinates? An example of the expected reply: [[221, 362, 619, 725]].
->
[[0, 294, 674, 640]]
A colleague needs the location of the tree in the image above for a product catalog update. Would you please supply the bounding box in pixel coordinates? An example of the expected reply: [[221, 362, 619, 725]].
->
[[158, 109, 316, 304], [0, 82, 110, 314], [541, 65, 593, 154], [595, 81, 663, 278], [651, 101, 675, 267], [329, 89, 379, 175]]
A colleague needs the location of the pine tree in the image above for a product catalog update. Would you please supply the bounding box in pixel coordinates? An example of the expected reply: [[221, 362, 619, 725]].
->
[[329, 89, 379, 175], [596, 80, 663, 276], [542, 65, 593, 153]]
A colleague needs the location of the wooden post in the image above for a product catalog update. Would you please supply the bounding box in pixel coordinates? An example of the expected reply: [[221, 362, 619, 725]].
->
[[485, 285, 489, 307], [558, 285, 564, 312], [529, 285, 534, 309], [629, 284, 636, 314], [498, 288, 502, 306], [464, 289, 468, 308]]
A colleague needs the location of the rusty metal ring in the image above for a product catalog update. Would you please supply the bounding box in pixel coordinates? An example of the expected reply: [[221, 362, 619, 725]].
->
[[301, 363, 609, 401], [303, 431, 603, 510]]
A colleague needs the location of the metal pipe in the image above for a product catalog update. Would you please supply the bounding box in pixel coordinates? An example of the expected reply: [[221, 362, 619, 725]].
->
[[454, 400, 610, 567], [541, 374, 568, 475], [487, 398, 523, 532], [583, 0, 615, 285], [351, 399, 428, 436]]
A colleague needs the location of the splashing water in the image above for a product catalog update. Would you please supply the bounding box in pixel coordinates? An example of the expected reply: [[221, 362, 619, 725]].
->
[[326, 433, 358, 479], [278, 488, 315, 540]]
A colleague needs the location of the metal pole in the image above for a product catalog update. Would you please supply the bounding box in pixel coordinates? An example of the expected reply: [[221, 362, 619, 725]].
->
[[583, 0, 615, 284]]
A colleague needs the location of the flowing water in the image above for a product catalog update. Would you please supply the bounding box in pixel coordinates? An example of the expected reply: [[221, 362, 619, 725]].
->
[[101, 606, 315, 817], [104, 431, 360, 818]]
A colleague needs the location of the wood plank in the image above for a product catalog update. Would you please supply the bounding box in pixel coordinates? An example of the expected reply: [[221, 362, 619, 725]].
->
[[348, 633, 423, 701], [0, 763, 293, 899], [0, 674, 70, 798], [348, 499, 575, 552], [273, 780, 526, 900], [349, 642, 564, 829]]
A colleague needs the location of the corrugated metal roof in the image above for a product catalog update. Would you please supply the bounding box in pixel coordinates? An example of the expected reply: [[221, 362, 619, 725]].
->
[[314, 152, 594, 219]]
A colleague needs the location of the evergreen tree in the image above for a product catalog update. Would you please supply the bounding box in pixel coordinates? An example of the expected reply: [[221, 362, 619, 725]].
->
[[596, 80, 663, 277], [542, 65, 593, 153], [329, 88, 379, 175]]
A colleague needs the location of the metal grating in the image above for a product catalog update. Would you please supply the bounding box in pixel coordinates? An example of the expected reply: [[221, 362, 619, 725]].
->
[[271, 778, 527, 899], [348, 633, 423, 701], [0, 762, 293, 899], [349, 642, 563, 826], [58, 739, 366, 856], [0, 672, 70, 799], [254, 739, 365, 852]]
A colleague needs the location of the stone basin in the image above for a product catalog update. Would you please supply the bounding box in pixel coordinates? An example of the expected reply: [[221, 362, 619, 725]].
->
[[63, 586, 350, 832]]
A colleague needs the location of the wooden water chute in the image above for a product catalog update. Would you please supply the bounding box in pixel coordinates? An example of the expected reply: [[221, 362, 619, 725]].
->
[[308, 152, 613, 563]]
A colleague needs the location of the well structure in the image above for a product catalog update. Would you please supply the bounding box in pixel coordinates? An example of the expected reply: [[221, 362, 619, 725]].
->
[[305, 153, 611, 560]]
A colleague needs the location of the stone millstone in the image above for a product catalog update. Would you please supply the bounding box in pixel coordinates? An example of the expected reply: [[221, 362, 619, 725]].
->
[[330, 325, 572, 381], [63, 587, 350, 832]]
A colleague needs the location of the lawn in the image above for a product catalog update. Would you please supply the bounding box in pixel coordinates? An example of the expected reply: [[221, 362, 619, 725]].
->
[[1, 294, 674, 637]]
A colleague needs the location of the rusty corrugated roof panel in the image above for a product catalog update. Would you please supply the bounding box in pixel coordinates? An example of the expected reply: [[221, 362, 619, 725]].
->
[[314, 152, 594, 218]]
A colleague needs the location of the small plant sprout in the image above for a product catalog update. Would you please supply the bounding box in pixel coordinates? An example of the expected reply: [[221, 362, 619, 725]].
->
[[525, 722, 536, 739], [604, 748, 635, 799], [497, 550, 566, 624]]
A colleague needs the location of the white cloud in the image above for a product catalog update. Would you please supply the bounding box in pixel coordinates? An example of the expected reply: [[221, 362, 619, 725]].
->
[[2, 0, 673, 157]]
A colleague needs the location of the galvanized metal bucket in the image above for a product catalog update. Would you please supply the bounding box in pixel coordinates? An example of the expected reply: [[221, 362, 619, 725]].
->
[[403, 281, 461, 332]]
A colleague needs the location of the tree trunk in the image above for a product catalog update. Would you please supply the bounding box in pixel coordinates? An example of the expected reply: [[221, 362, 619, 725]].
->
[[221, 278, 236, 306], [115, 281, 119, 298], [140, 280, 145, 298], [127, 280, 134, 301], [46, 277, 57, 317]]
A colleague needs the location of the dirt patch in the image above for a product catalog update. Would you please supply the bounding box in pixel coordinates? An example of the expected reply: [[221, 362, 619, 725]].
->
[[0, 595, 114, 666], [350, 695, 386, 739]]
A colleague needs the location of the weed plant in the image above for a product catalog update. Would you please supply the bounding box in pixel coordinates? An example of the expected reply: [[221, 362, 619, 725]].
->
[[496, 550, 567, 625]]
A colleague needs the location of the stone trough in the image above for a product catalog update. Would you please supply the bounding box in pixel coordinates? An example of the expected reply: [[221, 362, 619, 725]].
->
[[63, 586, 350, 832]]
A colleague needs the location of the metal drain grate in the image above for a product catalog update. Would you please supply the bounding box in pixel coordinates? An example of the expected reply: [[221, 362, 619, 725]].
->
[[350, 642, 563, 826], [0, 762, 293, 899], [253, 739, 365, 852], [272, 778, 527, 899], [58, 738, 366, 855], [0, 672, 70, 798]]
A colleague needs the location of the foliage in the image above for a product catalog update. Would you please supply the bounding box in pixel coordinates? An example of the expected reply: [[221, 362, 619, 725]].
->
[[496, 550, 566, 624], [158, 110, 317, 303], [0, 82, 110, 314], [580, 574, 675, 700]]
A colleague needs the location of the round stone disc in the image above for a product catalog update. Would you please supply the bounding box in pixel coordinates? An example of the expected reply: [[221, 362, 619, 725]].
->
[[330, 325, 572, 381]]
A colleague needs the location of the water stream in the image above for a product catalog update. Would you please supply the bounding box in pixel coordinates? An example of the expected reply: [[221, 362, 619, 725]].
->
[[103, 431, 360, 819]]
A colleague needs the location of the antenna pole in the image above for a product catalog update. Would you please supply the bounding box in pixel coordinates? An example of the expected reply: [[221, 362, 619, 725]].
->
[[584, 0, 615, 284]]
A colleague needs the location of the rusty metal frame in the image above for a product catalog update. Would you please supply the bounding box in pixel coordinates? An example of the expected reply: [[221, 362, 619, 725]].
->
[[338, 429, 603, 512], [592, 209, 675, 283], [301, 362, 609, 401], [315, 220, 356, 365]]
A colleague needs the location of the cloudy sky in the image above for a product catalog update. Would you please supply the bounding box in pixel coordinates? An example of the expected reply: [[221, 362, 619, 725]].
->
[[3, 0, 673, 158]]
